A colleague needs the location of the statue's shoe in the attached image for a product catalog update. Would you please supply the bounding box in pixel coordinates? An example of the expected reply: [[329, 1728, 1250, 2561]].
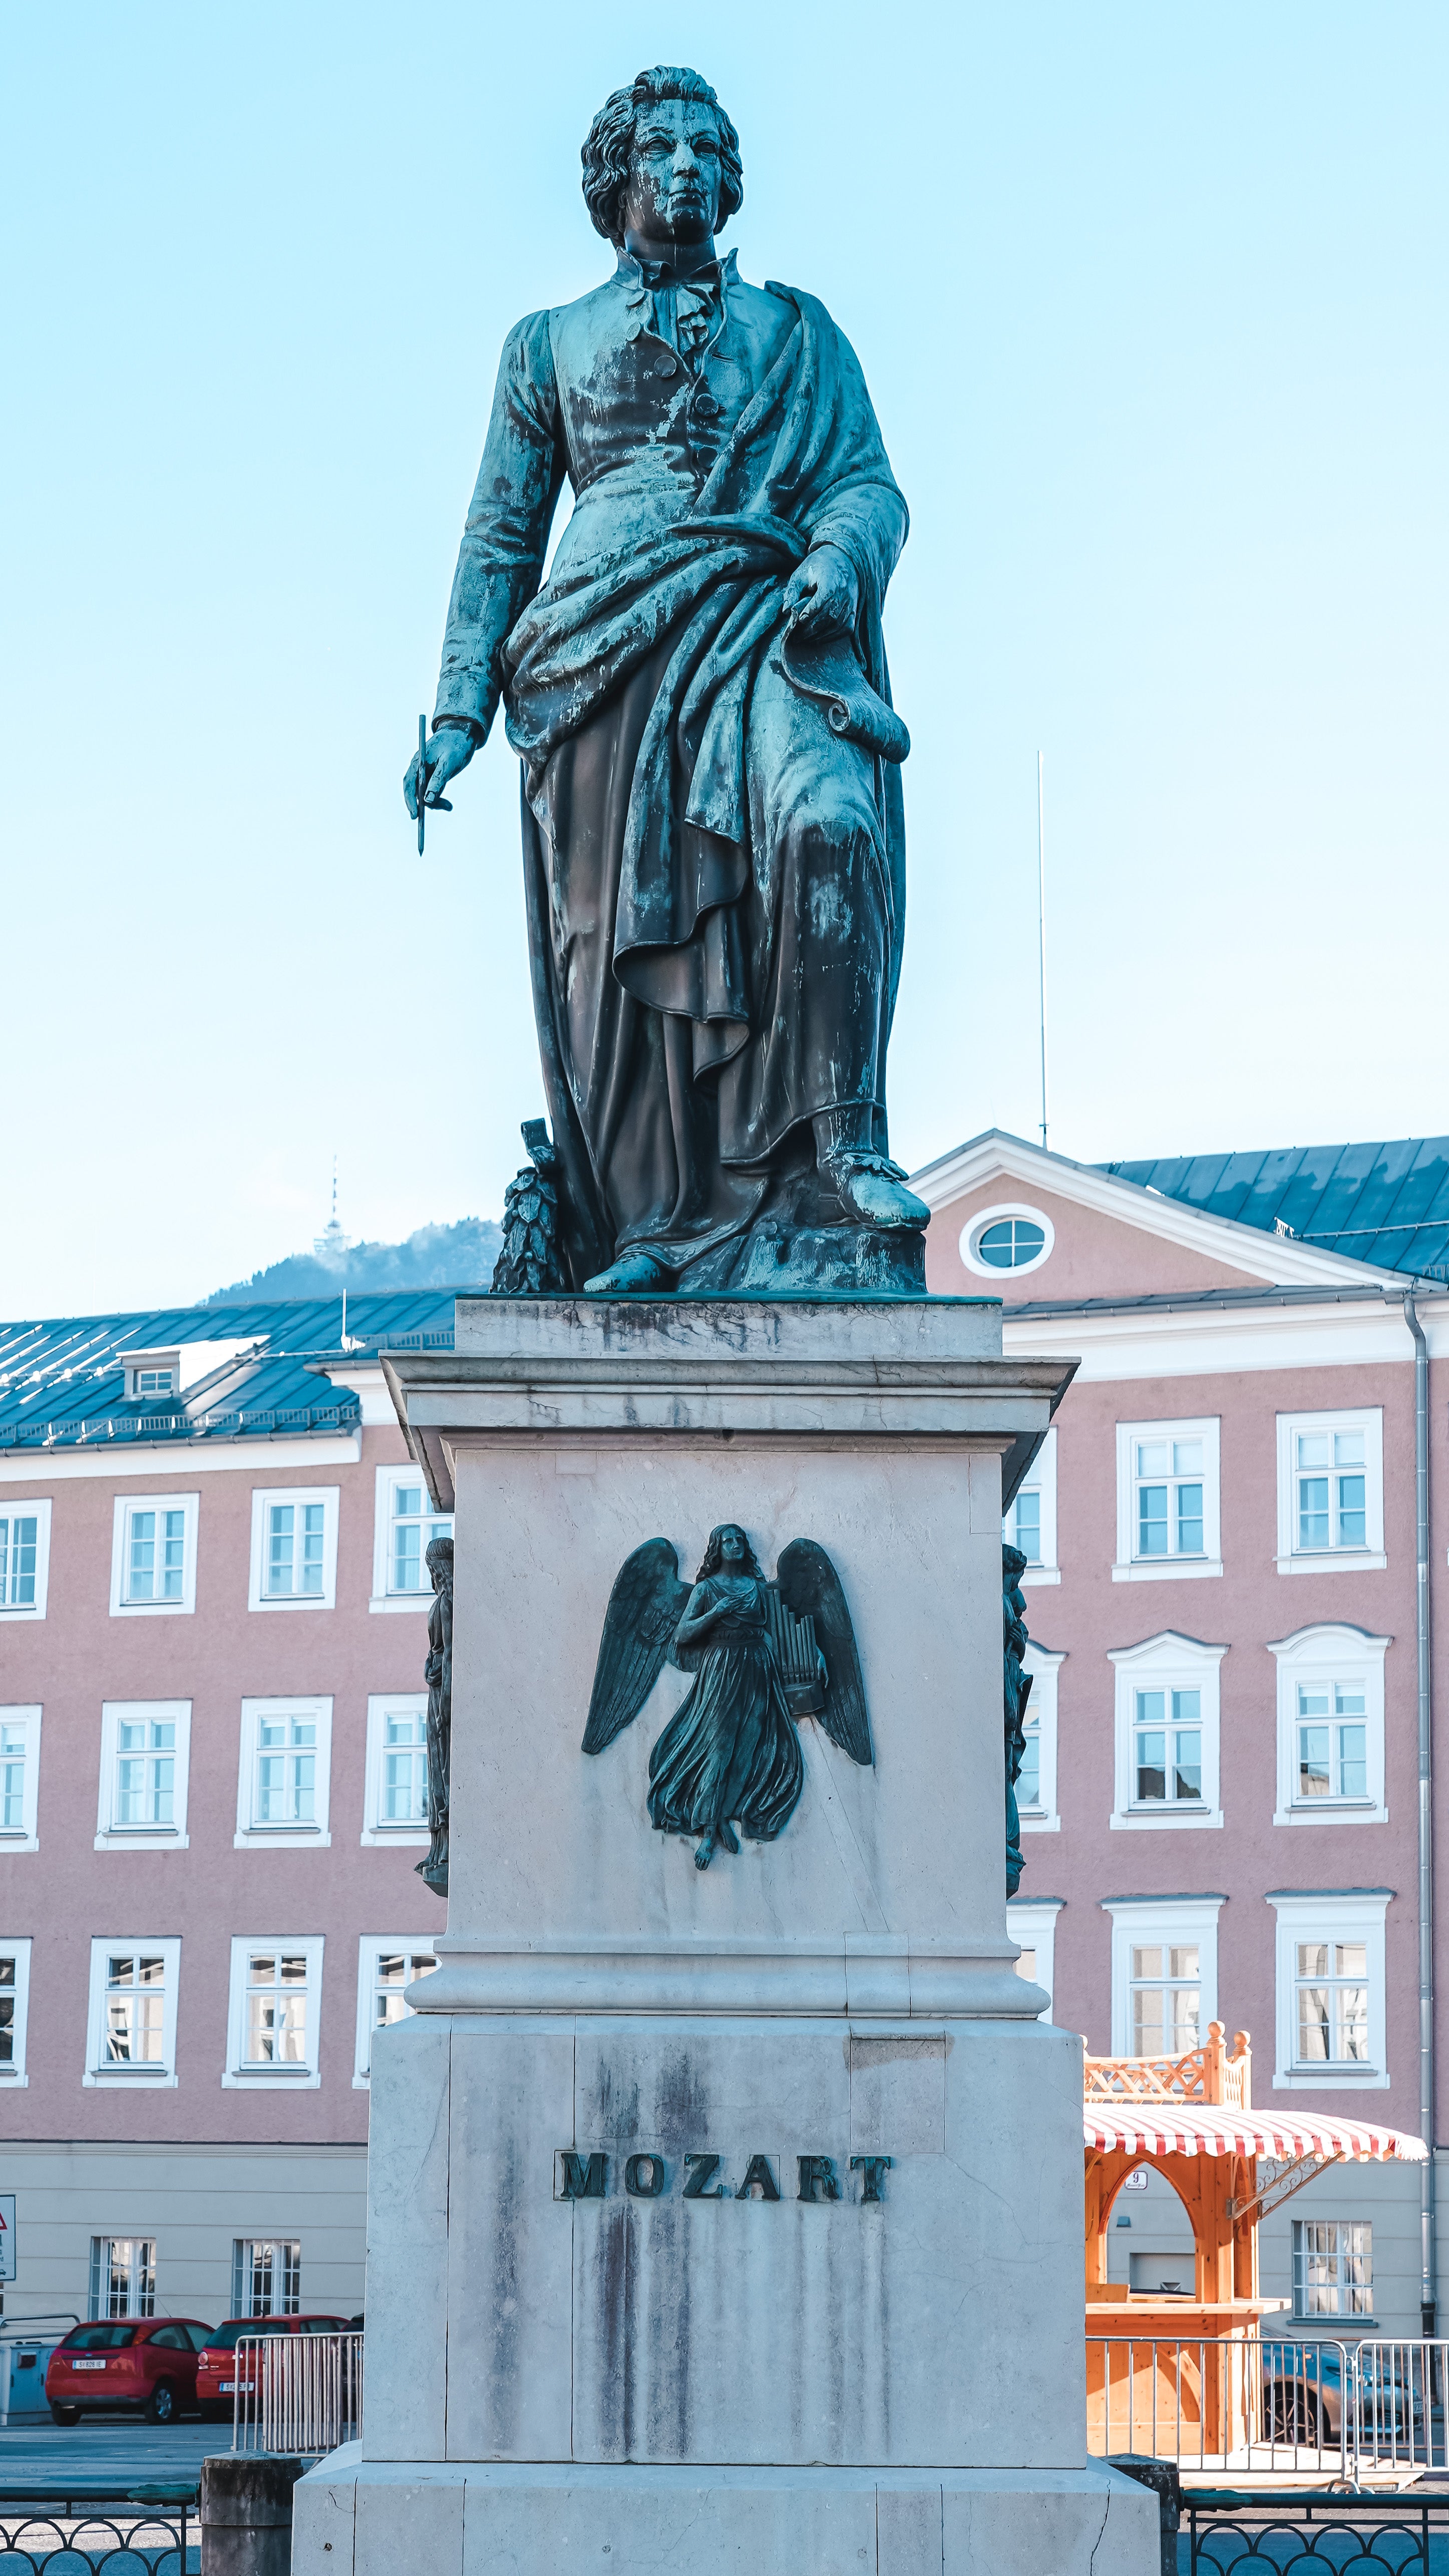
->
[[825, 1152, 930, 1232], [582, 1250, 673, 1294]]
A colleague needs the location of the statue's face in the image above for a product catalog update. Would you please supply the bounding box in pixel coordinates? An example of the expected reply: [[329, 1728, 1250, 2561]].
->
[[620, 97, 724, 248], [718, 1525, 747, 1564]]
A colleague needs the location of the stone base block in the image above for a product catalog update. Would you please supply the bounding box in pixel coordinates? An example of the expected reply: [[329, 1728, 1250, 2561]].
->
[[293, 2451, 1160, 2575]]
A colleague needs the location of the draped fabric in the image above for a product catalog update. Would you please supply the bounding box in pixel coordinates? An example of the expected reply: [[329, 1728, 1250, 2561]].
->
[[647, 1578, 804, 1848], [435, 257, 909, 1286]]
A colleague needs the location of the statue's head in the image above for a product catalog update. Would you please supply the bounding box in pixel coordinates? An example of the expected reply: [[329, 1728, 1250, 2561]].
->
[[426, 1534, 454, 1589], [582, 67, 743, 250], [696, 1522, 762, 1581]]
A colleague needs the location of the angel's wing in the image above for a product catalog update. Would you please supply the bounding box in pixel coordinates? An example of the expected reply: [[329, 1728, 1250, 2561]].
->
[[581, 1538, 691, 1756], [776, 1539, 872, 1767]]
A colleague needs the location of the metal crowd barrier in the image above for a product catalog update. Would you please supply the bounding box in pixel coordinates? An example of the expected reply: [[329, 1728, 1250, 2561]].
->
[[231, 2330, 364, 2458], [1088, 2333, 1448, 2476]]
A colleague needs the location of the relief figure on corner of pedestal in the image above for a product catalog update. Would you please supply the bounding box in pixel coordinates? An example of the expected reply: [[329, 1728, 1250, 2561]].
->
[[582, 1524, 872, 1868], [403, 64, 929, 1298], [417, 1534, 453, 1902]]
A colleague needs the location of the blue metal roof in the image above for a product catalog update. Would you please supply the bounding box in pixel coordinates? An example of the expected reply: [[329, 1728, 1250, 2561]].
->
[[1102, 1140, 1449, 1282], [0, 1292, 456, 1454]]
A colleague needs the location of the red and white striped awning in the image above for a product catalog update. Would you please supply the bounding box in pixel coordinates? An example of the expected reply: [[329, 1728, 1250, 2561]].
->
[[1085, 2104, 1426, 2161]]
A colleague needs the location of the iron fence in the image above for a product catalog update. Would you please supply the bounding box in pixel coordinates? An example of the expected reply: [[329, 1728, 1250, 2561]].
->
[[0, 2486, 196, 2572], [231, 2329, 363, 2457], [1185, 2487, 1449, 2572], [1089, 2334, 1448, 2476]]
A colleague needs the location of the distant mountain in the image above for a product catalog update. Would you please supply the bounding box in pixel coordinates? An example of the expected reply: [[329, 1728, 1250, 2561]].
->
[[206, 1216, 503, 1305]]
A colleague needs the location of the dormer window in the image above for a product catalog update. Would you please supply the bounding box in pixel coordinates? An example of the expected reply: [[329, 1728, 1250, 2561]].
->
[[124, 1352, 181, 1401]]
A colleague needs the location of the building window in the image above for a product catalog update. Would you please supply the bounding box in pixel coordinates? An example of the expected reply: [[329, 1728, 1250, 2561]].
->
[[1131, 1943, 1202, 2056], [1292, 2219, 1373, 2320], [1109, 1633, 1226, 1829], [959, 1202, 1055, 1280], [234, 1700, 331, 1848], [360, 1695, 431, 1846], [1133, 1687, 1201, 1804], [137, 1369, 173, 1395], [1114, 1419, 1221, 1582], [1275, 1409, 1385, 1574], [89, 2238, 156, 2320], [1267, 1892, 1390, 2090], [370, 1466, 453, 1610], [232, 2240, 300, 2318], [353, 1938, 439, 2084], [1006, 1900, 1062, 2023], [85, 1938, 180, 2087], [109, 1493, 198, 1618], [0, 1941, 34, 2084], [1270, 1624, 1389, 1827], [1106, 1898, 1222, 2058], [1003, 1430, 1058, 1587], [0, 1707, 42, 1852], [0, 1500, 50, 1619], [96, 1703, 191, 1850], [1015, 1642, 1063, 1833], [248, 1488, 338, 1613], [225, 1937, 323, 2088]]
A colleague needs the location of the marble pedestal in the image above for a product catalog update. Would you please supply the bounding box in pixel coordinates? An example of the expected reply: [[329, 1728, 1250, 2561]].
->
[[293, 1297, 1157, 2574]]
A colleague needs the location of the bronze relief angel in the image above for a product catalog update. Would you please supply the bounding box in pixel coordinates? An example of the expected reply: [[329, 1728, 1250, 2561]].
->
[[582, 1524, 872, 1867]]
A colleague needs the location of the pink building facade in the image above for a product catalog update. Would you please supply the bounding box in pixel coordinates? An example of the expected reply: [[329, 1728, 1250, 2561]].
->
[[918, 1132, 1448, 2334], [0, 1294, 455, 2327]]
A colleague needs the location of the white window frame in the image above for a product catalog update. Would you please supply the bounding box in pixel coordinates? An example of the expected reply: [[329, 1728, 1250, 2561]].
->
[[0, 1939, 34, 2086], [0, 1707, 43, 1853], [1276, 1407, 1385, 1575], [1113, 1417, 1222, 1583], [369, 1463, 453, 1613], [1017, 1641, 1063, 1833], [232, 2237, 301, 2318], [223, 1935, 324, 2089], [247, 1487, 339, 1614], [1109, 1631, 1226, 1830], [1105, 1896, 1222, 2058], [234, 1699, 332, 1849], [1004, 1429, 1058, 1586], [90, 2235, 157, 2320], [958, 1201, 1055, 1280], [1267, 1890, 1391, 2091], [1006, 1899, 1062, 2021], [0, 1498, 52, 1622], [1270, 1626, 1390, 1827], [1292, 2217, 1375, 2322], [96, 1701, 192, 1851], [360, 1693, 431, 1847], [353, 1936, 440, 2086], [109, 1492, 199, 1618], [84, 1936, 181, 2089]]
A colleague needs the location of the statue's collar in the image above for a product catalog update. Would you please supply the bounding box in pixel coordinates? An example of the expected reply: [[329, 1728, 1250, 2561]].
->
[[616, 245, 737, 293]]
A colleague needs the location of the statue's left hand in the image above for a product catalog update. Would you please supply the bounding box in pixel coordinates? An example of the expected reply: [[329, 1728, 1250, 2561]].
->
[[783, 544, 859, 640]]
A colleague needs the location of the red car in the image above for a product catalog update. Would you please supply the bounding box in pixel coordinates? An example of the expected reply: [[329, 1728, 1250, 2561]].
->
[[46, 2318, 214, 2424], [194, 2314, 355, 2416]]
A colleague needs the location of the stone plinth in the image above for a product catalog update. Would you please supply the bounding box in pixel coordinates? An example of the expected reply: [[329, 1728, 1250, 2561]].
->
[[293, 1297, 1158, 2573]]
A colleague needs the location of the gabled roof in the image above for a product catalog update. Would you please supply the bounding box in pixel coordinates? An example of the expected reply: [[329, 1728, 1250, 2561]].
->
[[1104, 1140, 1449, 1283], [0, 1293, 456, 1453], [910, 1131, 1404, 1292]]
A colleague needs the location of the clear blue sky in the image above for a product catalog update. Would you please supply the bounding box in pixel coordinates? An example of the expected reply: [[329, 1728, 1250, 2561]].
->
[[5, 3, 1445, 1314]]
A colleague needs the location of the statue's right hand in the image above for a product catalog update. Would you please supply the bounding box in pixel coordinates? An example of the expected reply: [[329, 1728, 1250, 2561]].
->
[[405, 723, 476, 821]]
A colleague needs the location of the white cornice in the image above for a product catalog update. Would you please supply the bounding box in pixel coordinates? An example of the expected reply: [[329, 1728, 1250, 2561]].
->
[[912, 1130, 1403, 1294], [1001, 1293, 1445, 1383], [0, 1431, 363, 1484]]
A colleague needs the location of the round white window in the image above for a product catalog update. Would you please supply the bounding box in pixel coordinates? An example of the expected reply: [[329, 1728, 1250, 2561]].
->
[[959, 1203, 1054, 1279]]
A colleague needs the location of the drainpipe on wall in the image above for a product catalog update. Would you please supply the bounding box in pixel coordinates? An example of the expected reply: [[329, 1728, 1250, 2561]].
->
[[1405, 1286, 1436, 2336]]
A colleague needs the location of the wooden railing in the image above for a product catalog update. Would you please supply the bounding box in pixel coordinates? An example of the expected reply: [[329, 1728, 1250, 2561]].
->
[[1084, 2020, 1251, 2107]]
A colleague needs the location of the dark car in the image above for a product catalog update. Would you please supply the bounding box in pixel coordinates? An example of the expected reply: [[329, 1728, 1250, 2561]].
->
[[194, 2314, 355, 2417], [46, 2319, 214, 2424]]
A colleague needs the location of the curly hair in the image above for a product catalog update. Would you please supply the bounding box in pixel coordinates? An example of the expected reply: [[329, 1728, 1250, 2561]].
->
[[581, 66, 743, 246], [695, 1523, 764, 1582]]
